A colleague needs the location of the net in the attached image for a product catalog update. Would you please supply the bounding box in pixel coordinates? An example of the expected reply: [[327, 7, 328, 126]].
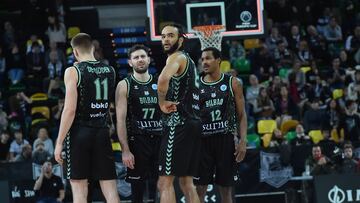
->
[[193, 25, 225, 51]]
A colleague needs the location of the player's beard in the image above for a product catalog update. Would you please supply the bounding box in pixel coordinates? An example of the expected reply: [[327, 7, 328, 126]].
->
[[163, 39, 179, 55], [133, 66, 148, 74]]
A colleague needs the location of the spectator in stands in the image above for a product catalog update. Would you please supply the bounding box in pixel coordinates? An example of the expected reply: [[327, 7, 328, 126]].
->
[[266, 27, 288, 53], [2, 21, 17, 50], [0, 99, 8, 131], [269, 128, 287, 148], [33, 128, 54, 155], [323, 16, 343, 43], [303, 98, 326, 132], [269, 128, 292, 166], [290, 124, 312, 146], [253, 87, 275, 120], [0, 45, 6, 88], [327, 57, 346, 90], [323, 99, 342, 133], [336, 144, 359, 173], [274, 85, 298, 125], [26, 41, 46, 78], [33, 161, 65, 203], [45, 42, 66, 67], [306, 25, 323, 59], [7, 43, 25, 85], [229, 40, 245, 65], [246, 74, 261, 110], [339, 50, 353, 70], [305, 61, 320, 86], [339, 100, 360, 142], [347, 70, 360, 101], [288, 24, 301, 51], [316, 7, 332, 36], [273, 40, 293, 69], [0, 131, 11, 162], [250, 44, 275, 82], [46, 14, 66, 49], [8, 92, 32, 133], [349, 26, 360, 64], [9, 129, 29, 161], [26, 35, 45, 54], [32, 142, 51, 165], [296, 40, 313, 66], [318, 128, 337, 158], [14, 143, 32, 162], [46, 51, 64, 95], [288, 59, 306, 91], [303, 144, 334, 203], [305, 144, 334, 175], [268, 76, 283, 100]]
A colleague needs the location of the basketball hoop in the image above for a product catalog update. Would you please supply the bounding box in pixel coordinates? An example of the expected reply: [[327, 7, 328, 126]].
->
[[193, 25, 225, 51]]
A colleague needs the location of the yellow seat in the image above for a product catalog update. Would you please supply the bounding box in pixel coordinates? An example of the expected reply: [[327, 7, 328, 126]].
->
[[68, 26, 80, 39], [31, 118, 47, 126], [330, 128, 344, 143], [332, 89, 343, 99], [30, 93, 48, 102], [261, 133, 272, 148], [309, 130, 324, 144], [31, 106, 50, 119], [257, 120, 277, 134], [244, 39, 261, 49], [280, 120, 299, 134], [300, 66, 311, 73], [220, 60, 231, 73]]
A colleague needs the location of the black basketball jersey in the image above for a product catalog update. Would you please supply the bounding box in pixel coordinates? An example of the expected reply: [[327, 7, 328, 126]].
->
[[199, 74, 237, 136], [125, 74, 162, 136], [163, 51, 200, 127], [73, 61, 115, 128]]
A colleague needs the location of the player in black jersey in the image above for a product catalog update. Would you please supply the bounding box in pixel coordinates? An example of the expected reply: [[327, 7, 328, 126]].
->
[[54, 33, 120, 203], [115, 44, 162, 203], [195, 47, 247, 203], [157, 24, 201, 203]]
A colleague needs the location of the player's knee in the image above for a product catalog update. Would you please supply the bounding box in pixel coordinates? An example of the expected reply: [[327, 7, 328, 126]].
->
[[179, 179, 195, 193], [157, 176, 173, 191]]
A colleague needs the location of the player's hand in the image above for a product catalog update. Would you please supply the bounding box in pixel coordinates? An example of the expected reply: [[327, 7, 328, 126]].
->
[[54, 143, 63, 165], [159, 100, 179, 114], [234, 140, 247, 162], [122, 151, 135, 169]]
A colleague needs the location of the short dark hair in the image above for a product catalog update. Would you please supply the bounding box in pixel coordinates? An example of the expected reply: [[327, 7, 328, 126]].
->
[[70, 33, 93, 53], [127, 44, 150, 59], [162, 23, 187, 51], [163, 23, 187, 39], [202, 47, 221, 59]]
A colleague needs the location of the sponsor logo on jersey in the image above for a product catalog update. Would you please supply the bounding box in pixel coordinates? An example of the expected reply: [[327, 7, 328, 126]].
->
[[220, 84, 227, 91], [91, 102, 109, 109], [205, 98, 223, 107], [152, 84, 158, 90]]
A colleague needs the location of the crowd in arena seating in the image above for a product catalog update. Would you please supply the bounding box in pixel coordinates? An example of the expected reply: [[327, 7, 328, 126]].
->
[[0, 0, 359, 184]]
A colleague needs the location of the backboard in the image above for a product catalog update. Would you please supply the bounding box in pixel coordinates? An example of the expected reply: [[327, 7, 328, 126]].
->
[[146, 0, 265, 41]]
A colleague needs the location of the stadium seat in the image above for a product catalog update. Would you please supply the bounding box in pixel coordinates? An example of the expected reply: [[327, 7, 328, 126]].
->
[[244, 39, 261, 49], [309, 130, 324, 144], [300, 66, 311, 73], [280, 120, 299, 134], [285, 131, 297, 142], [68, 26, 81, 39], [257, 120, 277, 134], [234, 58, 251, 73], [330, 128, 344, 143], [332, 89, 343, 99], [247, 133, 260, 149], [278, 68, 289, 80], [220, 60, 231, 73], [261, 133, 272, 148], [112, 142, 122, 151], [30, 93, 48, 101], [31, 106, 50, 119]]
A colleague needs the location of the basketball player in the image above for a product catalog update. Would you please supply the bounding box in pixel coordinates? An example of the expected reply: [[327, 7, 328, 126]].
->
[[54, 33, 120, 203], [157, 24, 201, 203], [115, 44, 162, 203], [196, 47, 247, 203]]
